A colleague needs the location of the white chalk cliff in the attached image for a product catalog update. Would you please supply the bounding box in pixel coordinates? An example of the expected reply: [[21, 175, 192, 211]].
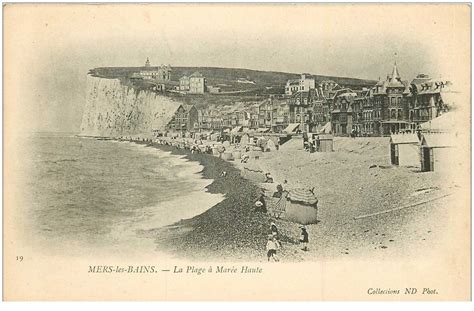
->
[[80, 75, 181, 137]]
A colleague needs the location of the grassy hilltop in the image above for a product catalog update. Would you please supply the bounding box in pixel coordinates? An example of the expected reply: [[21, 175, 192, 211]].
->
[[89, 66, 376, 96]]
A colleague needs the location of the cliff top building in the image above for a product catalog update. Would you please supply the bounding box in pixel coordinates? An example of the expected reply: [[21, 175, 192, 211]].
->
[[285, 74, 316, 95], [178, 72, 207, 94], [179, 75, 190, 91], [139, 58, 172, 81], [189, 72, 207, 94]]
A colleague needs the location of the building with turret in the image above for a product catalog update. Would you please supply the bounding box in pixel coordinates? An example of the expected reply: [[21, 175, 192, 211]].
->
[[344, 63, 454, 137], [379, 62, 410, 135]]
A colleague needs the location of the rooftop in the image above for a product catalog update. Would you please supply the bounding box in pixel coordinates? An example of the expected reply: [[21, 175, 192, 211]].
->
[[190, 71, 205, 78]]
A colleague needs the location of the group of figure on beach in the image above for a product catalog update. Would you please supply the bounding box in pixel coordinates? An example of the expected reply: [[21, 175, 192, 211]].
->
[[265, 220, 310, 262], [253, 181, 310, 262]]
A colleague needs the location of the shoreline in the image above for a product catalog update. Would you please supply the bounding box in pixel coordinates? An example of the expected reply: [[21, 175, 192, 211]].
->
[[132, 140, 304, 262]]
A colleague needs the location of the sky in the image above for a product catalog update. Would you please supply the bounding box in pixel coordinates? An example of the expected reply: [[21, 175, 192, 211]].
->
[[4, 3, 470, 133]]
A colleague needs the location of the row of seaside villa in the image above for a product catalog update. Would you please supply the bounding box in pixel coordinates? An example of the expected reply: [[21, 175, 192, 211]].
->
[[155, 62, 459, 138]]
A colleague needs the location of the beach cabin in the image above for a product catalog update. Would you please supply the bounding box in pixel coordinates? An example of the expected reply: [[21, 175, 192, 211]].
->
[[389, 133, 420, 167], [312, 134, 334, 152], [420, 133, 456, 172]]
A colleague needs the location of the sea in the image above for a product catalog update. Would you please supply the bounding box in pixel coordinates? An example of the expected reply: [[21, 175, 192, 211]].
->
[[17, 132, 224, 257]]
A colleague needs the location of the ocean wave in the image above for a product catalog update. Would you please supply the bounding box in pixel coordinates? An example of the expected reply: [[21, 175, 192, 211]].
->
[[26, 135, 224, 255]]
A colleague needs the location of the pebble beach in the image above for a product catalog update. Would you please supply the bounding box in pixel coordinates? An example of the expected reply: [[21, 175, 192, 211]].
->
[[135, 136, 467, 262]]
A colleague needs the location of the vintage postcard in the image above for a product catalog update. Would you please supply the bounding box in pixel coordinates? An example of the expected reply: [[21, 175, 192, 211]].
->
[[3, 3, 471, 300]]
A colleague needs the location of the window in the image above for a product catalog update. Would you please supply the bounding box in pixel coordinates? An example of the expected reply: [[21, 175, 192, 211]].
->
[[391, 109, 396, 119]]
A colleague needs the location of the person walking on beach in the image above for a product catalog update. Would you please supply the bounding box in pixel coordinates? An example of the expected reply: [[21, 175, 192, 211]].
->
[[265, 172, 274, 183], [270, 221, 279, 238], [266, 235, 280, 262], [300, 226, 309, 251], [254, 193, 267, 213], [273, 183, 283, 198]]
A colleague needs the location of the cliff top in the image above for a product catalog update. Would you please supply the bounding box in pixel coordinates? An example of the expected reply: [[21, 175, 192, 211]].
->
[[88, 66, 376, 93]]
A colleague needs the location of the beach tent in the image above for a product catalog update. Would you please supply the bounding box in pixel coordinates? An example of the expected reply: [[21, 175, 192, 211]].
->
[[389, 133, 420, 167], [240, 162, 266, 183], [231, 126, 243, 134], [229, 126, 243, 143], [256, 136, 266, 145], [318, 122, 332, 134], [420, 133, 456, 172], [283, 123, 300, 134], [266, 135, 280, 146], [420, 112, 457, 133], [286, 188, 318, 224], [240, 133, 250, 145], [265, 139, 278, 151], [279, 136, 304, 151], [272, 188, 318, 225], [247, 129, 257, 136], [216, 143, 226, 153], [221, 152, 233, 161]]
